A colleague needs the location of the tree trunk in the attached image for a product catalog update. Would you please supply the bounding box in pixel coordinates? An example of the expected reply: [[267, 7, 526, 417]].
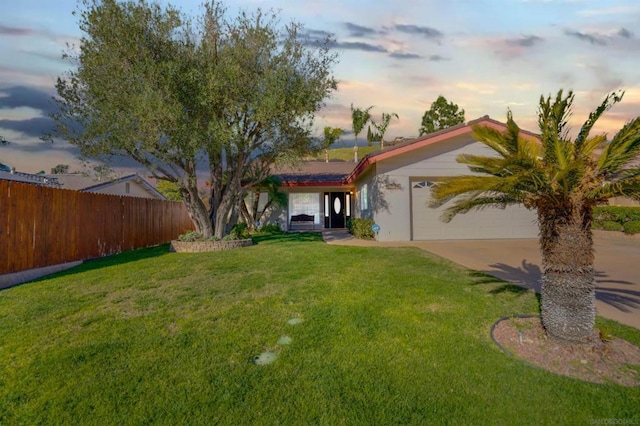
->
[[180, 185, 213, 237], [538, 205, 596, 342]]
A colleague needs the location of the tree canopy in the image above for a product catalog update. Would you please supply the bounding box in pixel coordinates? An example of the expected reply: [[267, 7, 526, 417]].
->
[[51, 164, 70, 174], [350, 104, 373, 162], [419, 95, 465, 136], [50, 0, 337, 238], [431, 90, 640, 342]]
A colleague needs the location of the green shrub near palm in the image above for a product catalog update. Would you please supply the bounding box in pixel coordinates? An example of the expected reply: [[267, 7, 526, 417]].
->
[[623, 220, 640, 234], [597, 221, 624, 232], [347, 218, 375, 239]]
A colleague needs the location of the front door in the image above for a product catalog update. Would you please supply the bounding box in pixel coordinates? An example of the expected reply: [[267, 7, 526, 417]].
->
[[330, 192, 345, 228]]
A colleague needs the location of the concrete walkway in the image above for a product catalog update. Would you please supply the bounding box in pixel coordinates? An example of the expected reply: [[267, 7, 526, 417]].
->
[[322, 230, 640, 330]]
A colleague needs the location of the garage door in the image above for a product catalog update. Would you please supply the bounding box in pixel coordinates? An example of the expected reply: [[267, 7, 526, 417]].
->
[[411, 181, 538, 240]]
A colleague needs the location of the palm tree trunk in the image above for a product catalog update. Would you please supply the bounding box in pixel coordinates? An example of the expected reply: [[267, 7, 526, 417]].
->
[[538, 206, 596, 342]]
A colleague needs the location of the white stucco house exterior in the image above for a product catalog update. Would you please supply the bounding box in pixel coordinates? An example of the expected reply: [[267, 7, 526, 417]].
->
[[270, 115, 539, 241]]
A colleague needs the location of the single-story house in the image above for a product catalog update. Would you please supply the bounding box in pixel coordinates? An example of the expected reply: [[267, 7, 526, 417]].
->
[[269, 115, 540, 241], [52, 173, 166, 200]]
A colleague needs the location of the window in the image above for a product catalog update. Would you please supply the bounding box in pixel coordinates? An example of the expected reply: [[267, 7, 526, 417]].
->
[[289, 193, 320, 224], [360, 183, 368, 211]]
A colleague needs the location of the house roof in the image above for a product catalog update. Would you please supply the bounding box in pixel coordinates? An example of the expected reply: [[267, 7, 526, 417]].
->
[[272, 161, 356, 187], [270, 116, 538, 188], [83, 174, 166, 199], [0, 170, 61, 187], [49, 173, 166, 199], [345, 115, 539, 184], [50, 173, 103, 190]]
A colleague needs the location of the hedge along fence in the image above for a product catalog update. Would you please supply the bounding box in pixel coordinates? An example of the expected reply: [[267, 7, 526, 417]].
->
[[593, 206, 640, 234], [0, 180, 194, 275]]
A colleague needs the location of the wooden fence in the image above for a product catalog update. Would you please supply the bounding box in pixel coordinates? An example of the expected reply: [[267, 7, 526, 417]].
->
[[0, 180, 194, 275]]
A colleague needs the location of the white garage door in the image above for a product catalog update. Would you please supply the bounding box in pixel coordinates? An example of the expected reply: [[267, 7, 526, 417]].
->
[[411, 181, 538, 240]]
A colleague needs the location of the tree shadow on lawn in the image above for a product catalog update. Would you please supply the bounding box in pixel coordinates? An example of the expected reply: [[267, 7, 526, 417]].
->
[[4, 244, 172, 290], [467, 261, 639, 313]]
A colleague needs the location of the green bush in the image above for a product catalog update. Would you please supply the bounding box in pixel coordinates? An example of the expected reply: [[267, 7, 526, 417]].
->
[[593, 206, 640, 232], [177, 230, 219, 242], [623, 220, 640, 235], [600, 221, 623, 232], [258, 223, 283, 233], [347, 218, 375, 240], [229, 223, 250, 240]]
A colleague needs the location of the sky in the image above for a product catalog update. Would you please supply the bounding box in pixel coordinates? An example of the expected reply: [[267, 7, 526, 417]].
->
[[1, 0, 640, 173]]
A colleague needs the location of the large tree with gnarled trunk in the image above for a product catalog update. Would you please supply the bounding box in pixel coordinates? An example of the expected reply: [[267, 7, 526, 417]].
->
[[50, 0, 337, 238]]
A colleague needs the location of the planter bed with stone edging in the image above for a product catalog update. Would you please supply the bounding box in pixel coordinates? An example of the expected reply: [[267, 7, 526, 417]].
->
[[170, 239, 253, 253]]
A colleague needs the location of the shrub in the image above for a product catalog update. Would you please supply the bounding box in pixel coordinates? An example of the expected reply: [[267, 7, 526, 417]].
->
[[599, 221, 623, 232], [258, 223, 283, 233], [347, 218, 375, 240], [229, 223, 250, 240], [623, 221, 640, 235], [178, 230, 202, 242], [177, 230, 219, 242], [593, 206, 640, 232]]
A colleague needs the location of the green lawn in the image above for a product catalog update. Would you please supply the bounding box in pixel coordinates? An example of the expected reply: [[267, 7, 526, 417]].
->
[[1, 232, 639, 424]]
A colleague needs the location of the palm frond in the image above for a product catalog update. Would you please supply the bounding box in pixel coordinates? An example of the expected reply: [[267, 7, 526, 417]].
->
[[597, 117, 640, 174], [471, 125, 510, 157], [575, 90, 624, 156], [439, 193, 524, 222], [587, 177, 640, 201], [538, 90, 574, 167]]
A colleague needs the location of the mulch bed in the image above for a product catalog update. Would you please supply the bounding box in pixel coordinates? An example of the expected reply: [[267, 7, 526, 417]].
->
[[492, 316, 640, 386]]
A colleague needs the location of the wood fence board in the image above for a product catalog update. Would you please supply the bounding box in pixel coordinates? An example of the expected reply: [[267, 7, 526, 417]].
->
[[0, 180, 194, 275]]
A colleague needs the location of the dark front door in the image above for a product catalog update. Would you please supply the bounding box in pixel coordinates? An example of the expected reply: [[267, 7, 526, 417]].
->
[[330, 192, 345, 228]]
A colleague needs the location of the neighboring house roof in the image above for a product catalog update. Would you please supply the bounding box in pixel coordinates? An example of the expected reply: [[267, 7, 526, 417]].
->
[[273, 161, 356, 187], [50, 173, 103, 190], [50, 173, 166, 199], [0, 170, 61, 187]]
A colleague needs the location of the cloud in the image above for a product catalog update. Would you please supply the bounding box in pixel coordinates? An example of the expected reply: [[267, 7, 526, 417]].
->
[[389, 51, 422, 60], [564, 29, 606, 45], [0, 117, 56, 139], [298, 29, 335, 46], [0, 86, 57, 115], [428, 55, 449, 62], [618, 28, 634, 39], [331, 41, 387, 53], [506, 35, 544, 47], [344, 22, 379, 37], [394, 24, 443, 40], [0, 25, 34, 36], [578, 4, 640, 17]]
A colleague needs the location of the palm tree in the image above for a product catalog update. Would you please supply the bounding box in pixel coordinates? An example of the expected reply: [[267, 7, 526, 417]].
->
[[351, 104, 373, 162], [239, 175, 287, 231], [321, 127, 343, 162], [431, 90, 640, 342], [371, 112, 399, 149]]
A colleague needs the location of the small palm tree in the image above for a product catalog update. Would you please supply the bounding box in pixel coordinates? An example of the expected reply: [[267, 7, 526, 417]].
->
[[431, 89, 640, 342], [351, 104, 373, 162], [321, 126, 343, 162], [371, 112, 399, 149]]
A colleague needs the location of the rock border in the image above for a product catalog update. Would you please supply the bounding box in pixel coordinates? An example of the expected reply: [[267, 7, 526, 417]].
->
[[170, 239, 253, 253]]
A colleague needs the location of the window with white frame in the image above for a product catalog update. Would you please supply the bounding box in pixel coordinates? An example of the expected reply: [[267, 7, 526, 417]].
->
[[289, 193, 320, 224], [360, 183, 368, 211]]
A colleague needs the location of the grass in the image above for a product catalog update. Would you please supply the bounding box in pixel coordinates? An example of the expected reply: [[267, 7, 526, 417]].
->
[[1, 232, 639, 424]]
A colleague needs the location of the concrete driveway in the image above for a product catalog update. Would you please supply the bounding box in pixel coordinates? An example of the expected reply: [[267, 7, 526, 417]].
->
[[324, 230, 640, 329]]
